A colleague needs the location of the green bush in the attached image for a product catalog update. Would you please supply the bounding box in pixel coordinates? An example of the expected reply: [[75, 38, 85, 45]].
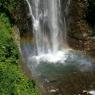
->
[[0, 0, 16, 12], [0, 13, 39, 95]]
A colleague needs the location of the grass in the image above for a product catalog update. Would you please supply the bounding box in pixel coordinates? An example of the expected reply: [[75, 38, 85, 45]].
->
[[0, 13, 39, 95]]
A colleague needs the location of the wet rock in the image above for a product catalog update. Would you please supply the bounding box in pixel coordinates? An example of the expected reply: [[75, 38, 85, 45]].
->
[[68, 0, 95, 58], [8, 0, 33, 39]]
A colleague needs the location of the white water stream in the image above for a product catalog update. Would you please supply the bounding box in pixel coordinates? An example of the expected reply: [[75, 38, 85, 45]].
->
[[25, 0, 71, 64]]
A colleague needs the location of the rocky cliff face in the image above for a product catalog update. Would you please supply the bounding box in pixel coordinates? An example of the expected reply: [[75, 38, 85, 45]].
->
[[68, 0, 95, 57], [10, 0, 33, 41]]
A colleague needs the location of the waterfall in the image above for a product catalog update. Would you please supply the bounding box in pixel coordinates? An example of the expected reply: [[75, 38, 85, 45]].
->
[[24, 0, 92, 72], [25, 0, 71, 64], [21, 1, 94, 94]]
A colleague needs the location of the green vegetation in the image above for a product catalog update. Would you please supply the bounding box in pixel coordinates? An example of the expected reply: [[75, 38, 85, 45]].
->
[[0, 0, 16, 12], [0, 13, 39, 95]]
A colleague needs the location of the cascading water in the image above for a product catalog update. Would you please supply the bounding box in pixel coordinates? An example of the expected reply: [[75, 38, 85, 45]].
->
[[25, 0, 71, 64], [21, 0, 95, 95]]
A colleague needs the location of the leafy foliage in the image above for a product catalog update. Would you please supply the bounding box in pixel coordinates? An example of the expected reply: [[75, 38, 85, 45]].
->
[[0, 13, 39, 95], [0, 0, 16, 12]]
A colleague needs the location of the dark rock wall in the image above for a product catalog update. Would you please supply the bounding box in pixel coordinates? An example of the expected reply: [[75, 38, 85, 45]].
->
[[68, 0, 95, 57], [12, 0, 33, 40]]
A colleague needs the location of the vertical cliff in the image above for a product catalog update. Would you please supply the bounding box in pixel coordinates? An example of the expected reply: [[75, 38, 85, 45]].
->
[[68, 0, 95, 57]]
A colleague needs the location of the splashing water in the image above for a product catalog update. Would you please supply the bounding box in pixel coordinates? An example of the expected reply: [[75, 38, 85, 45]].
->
[[28, 49, 71, 63], [89, 90, 95, 95]]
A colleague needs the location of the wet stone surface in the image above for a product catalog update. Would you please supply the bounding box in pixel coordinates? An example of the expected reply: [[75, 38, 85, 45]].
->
[[37, 70, 95, 95]]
